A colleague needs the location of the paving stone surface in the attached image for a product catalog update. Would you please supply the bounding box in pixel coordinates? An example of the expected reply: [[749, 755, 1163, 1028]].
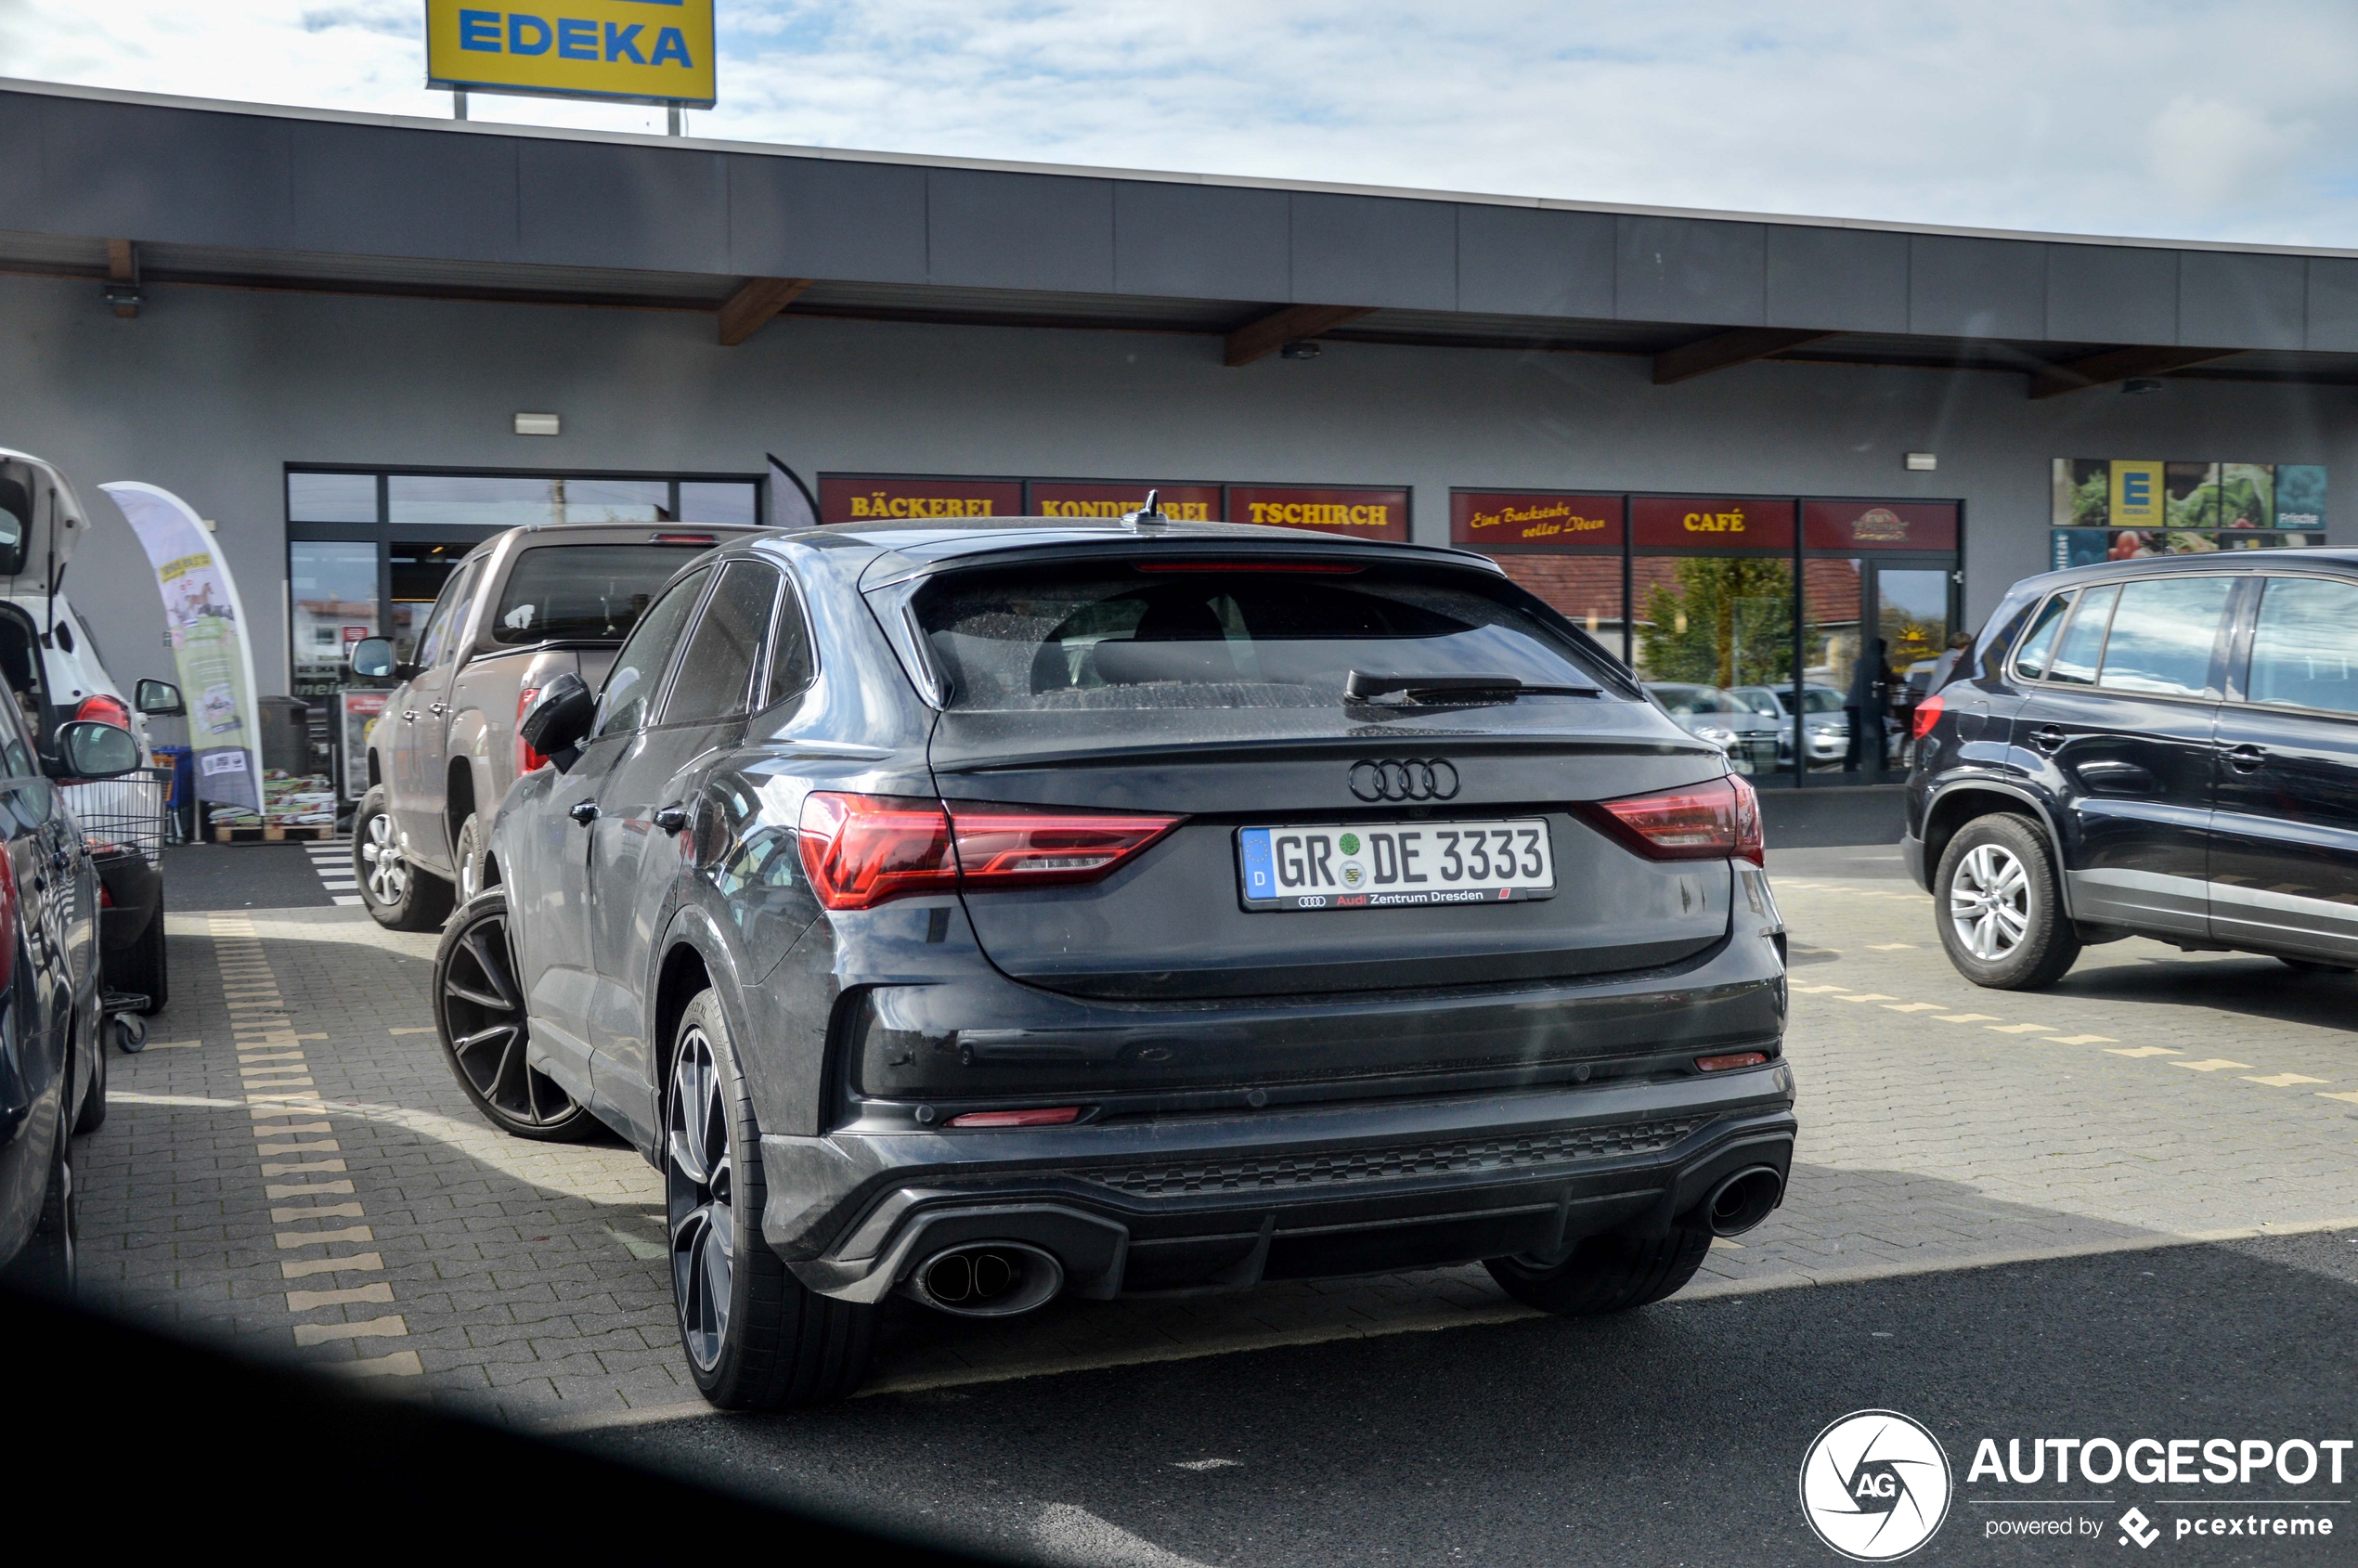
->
[[77, 871, 2358, 1428]]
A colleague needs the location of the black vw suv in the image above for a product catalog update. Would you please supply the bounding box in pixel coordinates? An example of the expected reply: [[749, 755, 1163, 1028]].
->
[[443, 514, 1796, 1406], [1908, 550, 2358, 988]]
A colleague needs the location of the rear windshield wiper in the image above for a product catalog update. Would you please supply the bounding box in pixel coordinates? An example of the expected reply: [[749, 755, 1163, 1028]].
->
[[1344, 670, 1601, 705]]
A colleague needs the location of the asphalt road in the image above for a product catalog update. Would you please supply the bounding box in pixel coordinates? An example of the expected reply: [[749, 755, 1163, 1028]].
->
[[585, 1232, 2358, 1567]]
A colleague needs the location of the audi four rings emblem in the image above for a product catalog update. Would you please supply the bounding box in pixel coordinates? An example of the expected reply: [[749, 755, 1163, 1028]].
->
[[1349, 759, 1459, 802]]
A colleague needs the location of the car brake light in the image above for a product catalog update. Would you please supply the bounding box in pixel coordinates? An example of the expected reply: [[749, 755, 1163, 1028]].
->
[[1696, 1051, 1769, 1072], [1134, 562, 1363, 574], [1589, 775, 1765, 866], [516, 687, 546, 772], [945, 1107, 1082, 1128], [1911, 692, 1946, 741], [797, 793, 1182, 911], [652, 533, 718, 546], [74, 693, 133, 730]]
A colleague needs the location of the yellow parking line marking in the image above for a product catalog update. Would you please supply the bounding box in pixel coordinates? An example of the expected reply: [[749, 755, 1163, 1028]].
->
[[276, 1225, 373, 1249], [2106, 1047, 2181, 1058], [1836, 993, 1898, 1003], [292, 1315, 408, 1347], [266, 1180, 355, 1199], [270, 1202, 366, 1223], [1866, 942, 1917, 950], [1933, 1013, 2001, 1023], [1789, 984, 1851, 993], [261, 1160, 346, 1176], [2044, 1034, 2118, 1045], [1987, 1023, 2056, 1034], [2243, 1073, 2328, 1088], [1881, 1003, 1946, 1013], [387, 1027, 436, 1036], [142, 1040, 203, 1050], [2319, 1091, 2358, 1106], [280, 1252, 382, 1279], [344, 1350, 425, 1379], [287, 1282, 395, 1312], [2171, 1058, 2253, 1072]]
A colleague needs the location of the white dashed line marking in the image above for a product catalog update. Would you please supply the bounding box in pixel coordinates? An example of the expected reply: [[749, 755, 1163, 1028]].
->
[[1934, 1013, 2001, 1023], [1986, 1023, 2056, 1034], [2043, 1035, 2118, 1045], [2171, 1058, 2255, 1073], [1881, 1003, 1946, 1013], [2106, 1048, 2181, 1058], [2243, 1073, 2328, 1088]]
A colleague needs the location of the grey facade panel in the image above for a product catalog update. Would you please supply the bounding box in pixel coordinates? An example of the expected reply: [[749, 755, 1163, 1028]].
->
[[728, 155, 927, 283], [1615, 216, 1764, 327], [1763, 225, 1907, 332], [1289, 192, 1457, 309], [290, 123, 520, 264], [0, 95, 40, 216], [2045, 244, 2178, 344], [515, 141, 729, 273], [1908, 235, 2046, 339], [2306, 257, 2358, 352], [1112, 181, 1289, 301], [927, 169, 1114, 292], [34, 97, 294, 251], [1455, 205, 1613, 319], [2181, 252, 2306, 349]]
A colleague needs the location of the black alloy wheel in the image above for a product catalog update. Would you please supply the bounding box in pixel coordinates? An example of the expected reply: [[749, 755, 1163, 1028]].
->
[[667, 1021, 735, 1376], [432, 888, 591, 1141], [6, 1089, 77, 1298]]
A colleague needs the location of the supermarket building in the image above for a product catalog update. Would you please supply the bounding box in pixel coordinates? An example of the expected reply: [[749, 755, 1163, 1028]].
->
[[4, 75, 2356, 795]]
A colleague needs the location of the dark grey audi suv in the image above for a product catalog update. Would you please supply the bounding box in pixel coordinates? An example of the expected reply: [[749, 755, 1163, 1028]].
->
[[435, 512, 1796, 1407]]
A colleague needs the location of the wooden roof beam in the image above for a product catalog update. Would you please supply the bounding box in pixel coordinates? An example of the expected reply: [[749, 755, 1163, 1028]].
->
[[2027, 344, 2240, 399], [1652, 327, 1833, 386], [1224, 304, 1374, 367], [717, 276, 814, 345], [105, 239, 140, 318]]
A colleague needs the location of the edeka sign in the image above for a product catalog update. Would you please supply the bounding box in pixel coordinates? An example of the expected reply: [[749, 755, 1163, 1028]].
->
[[818, 476, 1026, 525], [1630, 497, 1795, 550], [1228, 486, 1409, 541], [1450, 491, 1622, 550], [424, 0, 716, 108]]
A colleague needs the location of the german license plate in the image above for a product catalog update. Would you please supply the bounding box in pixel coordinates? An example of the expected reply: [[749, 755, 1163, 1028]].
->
[[1237, 820, 1556, 912]]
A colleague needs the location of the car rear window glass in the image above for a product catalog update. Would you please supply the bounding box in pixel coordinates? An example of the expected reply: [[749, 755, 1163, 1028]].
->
[[662, 563, 777, 725], [596, 565, 710, 737], [2247, 577, 2358, 715], [1648, 683, 1743, 716], [492, 544, 715, 645], [1799, 685, 1845, 713], [913, 561, 1610, 712], [2096, 577, 2231, 697], [2046, 587, 2115, 685], [2010, 592, 2073, 680]]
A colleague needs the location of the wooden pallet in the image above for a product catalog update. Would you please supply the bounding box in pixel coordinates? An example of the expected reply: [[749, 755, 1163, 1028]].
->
[[211, 823, 335, 844]]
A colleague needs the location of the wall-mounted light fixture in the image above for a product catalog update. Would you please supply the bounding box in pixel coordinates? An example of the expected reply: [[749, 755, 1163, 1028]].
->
[[514, 412, 562, 436], [1904, 452, 1937, 472], [1278, 341, 1322, 361], [2120, 378, 2164, 395]]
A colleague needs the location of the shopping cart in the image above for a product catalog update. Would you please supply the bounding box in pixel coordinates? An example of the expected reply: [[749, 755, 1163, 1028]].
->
[[61, 767, 173, 867]]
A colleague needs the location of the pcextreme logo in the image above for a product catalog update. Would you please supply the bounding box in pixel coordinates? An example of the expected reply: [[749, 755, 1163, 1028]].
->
[[1800, 1409, 1954, 1561]]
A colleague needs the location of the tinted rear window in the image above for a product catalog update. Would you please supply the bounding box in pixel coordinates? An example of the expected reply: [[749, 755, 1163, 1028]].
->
[[913, 561, 1610, 712], [491, 544, 714, 644]]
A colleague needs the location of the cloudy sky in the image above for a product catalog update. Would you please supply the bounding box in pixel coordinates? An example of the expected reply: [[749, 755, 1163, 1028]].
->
[[6, 1, 2357, 246]]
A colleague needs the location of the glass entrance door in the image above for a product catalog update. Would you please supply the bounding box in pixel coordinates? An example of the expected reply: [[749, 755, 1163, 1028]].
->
[[1869, 566, 1953, 776]]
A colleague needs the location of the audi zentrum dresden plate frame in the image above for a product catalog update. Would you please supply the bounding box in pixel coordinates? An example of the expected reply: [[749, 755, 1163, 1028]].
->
[[1237, 819, 1557, 911]]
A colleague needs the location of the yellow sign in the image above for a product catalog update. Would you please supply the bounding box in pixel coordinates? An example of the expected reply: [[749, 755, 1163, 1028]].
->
[[2109, 460, 2164, 528], [425, 0, 715, 108]]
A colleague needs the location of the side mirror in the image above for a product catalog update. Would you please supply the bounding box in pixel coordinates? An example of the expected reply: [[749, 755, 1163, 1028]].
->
[[349, 636, 396, 680], [56, 719, 141, 780], [134, 678, 185, 717], [518, 672, 595, 765]]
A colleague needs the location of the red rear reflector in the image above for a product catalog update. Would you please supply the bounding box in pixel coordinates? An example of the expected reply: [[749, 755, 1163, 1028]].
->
[[1134, 562, 1362, 574], [74, 693, 133, 730], [516, 687, 546, 773], [98, 883, 114, 909], [1591, 775, 1764, 866], [945, 1107, 1083, 1129], [1696, 1051, 1769, 1072], [1911, 692, 1946, 741], [653, 533, 718, 545], [797, 793, 1183, 911]]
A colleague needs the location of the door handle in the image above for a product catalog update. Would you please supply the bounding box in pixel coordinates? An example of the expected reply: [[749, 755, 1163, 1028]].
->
[[2030, 726, 2066, 753], [2227, 744, 2267, 771], [429, 702, 448, 718], [570, 801, 600, 825], [401, 710, 417, 723], [654, 804, 690, 836]]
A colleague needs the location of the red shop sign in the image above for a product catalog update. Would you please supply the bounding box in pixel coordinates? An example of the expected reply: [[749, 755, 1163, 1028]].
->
[[1630, 497, 1795, 550], [1803, 500, 1959, 551], [819, 475, 1026, 525], [1450, 492, 1622, 550], [1030, 481, 1224, 522], [1229, 486, 1408, 541]]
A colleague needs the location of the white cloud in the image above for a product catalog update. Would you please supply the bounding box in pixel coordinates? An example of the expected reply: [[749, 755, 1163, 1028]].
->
[[5, 0, 2358, 244]]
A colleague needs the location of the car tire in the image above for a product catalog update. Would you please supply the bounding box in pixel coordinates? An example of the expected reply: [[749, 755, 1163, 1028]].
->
[[1933, 814, 2081, 991], [433, 888, 596, 1142], [1484, 1229, 1710, 1316], [2278, 956, 2352, 975], [452, 813, 489, 903], [355, 785, 452, 932], [123, 899, 168, 1016], [6, 1089, 76, 1297], [73, 1024, 107, 1134], [667, 990, 876, 1409]]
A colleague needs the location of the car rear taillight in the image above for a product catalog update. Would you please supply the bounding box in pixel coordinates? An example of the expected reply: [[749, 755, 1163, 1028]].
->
[[945, 1107, 1083, 1129], [74, 693, 133, 730], [516, 688, 545, 772], [1590, 774, 1765, 867], [796, 793, 1183, 912], [1911, 693, 1945, 741], [1696, 1051, 1769, 1072]]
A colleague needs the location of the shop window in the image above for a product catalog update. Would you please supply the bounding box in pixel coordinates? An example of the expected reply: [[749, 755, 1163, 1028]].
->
[[388, 474, 671, 528], [679, 481, 759, 525], [289, 473, 378, 525], [290, 540, 380, 699]]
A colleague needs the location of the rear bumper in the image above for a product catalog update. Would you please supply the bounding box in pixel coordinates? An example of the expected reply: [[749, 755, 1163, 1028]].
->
[[1902, 830, 1929, 892], [762, 1062, 1797, 1302]]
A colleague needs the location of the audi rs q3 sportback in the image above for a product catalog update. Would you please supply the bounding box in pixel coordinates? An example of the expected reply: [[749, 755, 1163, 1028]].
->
[[439, 514, 1796, 1407]]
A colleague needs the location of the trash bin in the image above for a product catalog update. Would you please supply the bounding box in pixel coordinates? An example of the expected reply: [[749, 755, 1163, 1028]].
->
[[151, 744, 194, 843], [255, 696, 311, 778]]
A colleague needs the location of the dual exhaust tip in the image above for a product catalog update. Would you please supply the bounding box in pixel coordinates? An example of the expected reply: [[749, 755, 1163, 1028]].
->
[[1702, 1166, 1784, 1238], [910, 1242, 1066, 1318]]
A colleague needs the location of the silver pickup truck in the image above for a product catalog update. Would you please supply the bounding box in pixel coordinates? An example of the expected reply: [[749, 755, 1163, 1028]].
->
[[348, 520, 761, 929]]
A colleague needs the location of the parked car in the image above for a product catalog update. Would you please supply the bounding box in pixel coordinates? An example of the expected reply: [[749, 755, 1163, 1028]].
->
[[1644, 681, 1782, 775], [0, 702, 140, 1291], [1908, 551, 2358, 988], [439, 517, 1796, 1408], [347, 519, 765, 929], [1729, 683, 1852, 769]]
